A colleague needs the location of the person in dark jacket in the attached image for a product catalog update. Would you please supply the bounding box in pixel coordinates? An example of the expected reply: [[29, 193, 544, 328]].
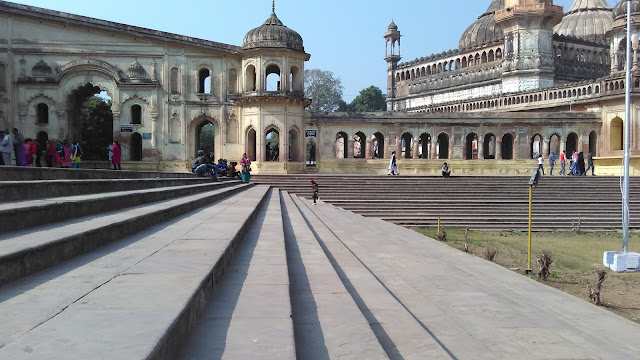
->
[[311, 179, 319, 205], [578, 152, 586, 176]]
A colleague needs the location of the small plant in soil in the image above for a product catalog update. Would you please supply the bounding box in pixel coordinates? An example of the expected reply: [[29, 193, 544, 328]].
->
[[537, 250, 553, 280], [485, 247, 497, 261], [588, 268, 607, 306], [437, 225, 447, 242], [463, 227, 470, 253]]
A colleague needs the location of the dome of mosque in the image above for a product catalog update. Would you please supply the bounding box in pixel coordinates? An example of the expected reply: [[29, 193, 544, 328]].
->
[[243, 10, 304, 52], [459, 0, 504, 51], [554, 0, 612, 42], [612, 0, 640, 21]]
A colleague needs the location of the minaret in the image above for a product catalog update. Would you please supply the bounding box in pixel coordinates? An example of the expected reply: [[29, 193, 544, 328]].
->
[[384, 21, 401, 111], [495, 0, 564, 93]]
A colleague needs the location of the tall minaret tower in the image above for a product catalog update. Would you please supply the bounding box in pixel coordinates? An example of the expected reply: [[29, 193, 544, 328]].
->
[[495, 0, 564, 93], [384, 21, 401, 111]]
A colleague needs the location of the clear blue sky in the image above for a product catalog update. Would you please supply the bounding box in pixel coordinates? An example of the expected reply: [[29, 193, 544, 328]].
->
[[10, 0, 613, 101]]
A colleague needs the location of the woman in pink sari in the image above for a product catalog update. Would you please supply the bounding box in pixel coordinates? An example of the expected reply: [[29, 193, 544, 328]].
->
[[240, 153, 251, 184], [61, 141, 72, 168]]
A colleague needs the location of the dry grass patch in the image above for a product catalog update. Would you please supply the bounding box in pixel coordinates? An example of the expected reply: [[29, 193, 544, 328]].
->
[[414, 227, 640, 324]]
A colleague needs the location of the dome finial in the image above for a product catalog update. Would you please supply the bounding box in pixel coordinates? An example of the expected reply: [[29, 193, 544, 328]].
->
[[272, 0, 275, 13]]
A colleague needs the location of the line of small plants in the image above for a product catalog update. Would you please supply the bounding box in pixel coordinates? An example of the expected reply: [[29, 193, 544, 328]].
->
[[436, 225, 608, 306]]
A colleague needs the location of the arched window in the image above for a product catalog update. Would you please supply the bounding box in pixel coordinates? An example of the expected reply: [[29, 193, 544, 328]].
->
[[488, 50, 495, 62], [466, 133, 479, 160], [401, 132, 413, 159], [37, 103, 49, 124], [474, 54, 480, 65], [495, 48, 502, 60], [247, 128, 257, 161], [484, 133, 496, 159], [372, 132, 385, 159], [289, 128, 300, 161], [610, 117, 623, 151], [481, 52, 487, 64], [531, 134, 543, 159], [198, 68, 211, 94], [566, 132, 579, 155], [419, 133, 431, 159], [462, 57, 468, 68], [245, 65, 256, 92], [335, 132, 348, 159], [353, 132, 366, 158], [265, 129, 280, 161], [170, 67, 180, 94], [131, 105, 142, 125], [266, 64, 281, 91], [589, 131, 598, 155]]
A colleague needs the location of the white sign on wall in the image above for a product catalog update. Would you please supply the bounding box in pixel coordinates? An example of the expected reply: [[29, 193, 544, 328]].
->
[[305, 129, 318, 138]]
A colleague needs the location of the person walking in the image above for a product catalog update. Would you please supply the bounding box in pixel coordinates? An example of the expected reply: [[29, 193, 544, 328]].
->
[[537, 154, 545, 175], [71, 141, 82, 168], [240, 153, 252, 184], [311, 179, 319, 205], [111, 141, 122, 170], [548, 153, 556, 176], [585, 151, 595, 176], [12, 128, 24, 166], [559, 150, 566, 176], [388, 151, 398, 175], [578, 152, 586, 176], [0, 130, 13, 165]]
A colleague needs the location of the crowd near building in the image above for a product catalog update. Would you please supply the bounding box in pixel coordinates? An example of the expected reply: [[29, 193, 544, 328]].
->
[[0, 0, 639, 175]]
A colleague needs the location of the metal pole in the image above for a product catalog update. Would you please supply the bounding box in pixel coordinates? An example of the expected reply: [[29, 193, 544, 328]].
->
[[623, 0, 632, 253], [528, 186, 533, 271]]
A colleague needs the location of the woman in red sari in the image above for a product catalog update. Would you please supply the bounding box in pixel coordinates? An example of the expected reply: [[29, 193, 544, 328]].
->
[[240, 153, 251, 184]]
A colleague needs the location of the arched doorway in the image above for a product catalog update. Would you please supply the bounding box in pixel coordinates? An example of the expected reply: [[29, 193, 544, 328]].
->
[[466, 133, 479, 160], [437, 133, 449, 159], [372, 132, 384, 159], [131, 132, 142, 161], [531, 134, 543, 158], [306, 140, 316, 166], [289, 128, 300, 162], [502, 133, 514, 160], [549, 134, 561, 156], [483, 133, 496, 159], [265, 129, 280, 161], [401, 132, 413, 159], [589, 131, 598, 155], [419, 133, 431, 159], [335, 132, 348, 159], [354, 132, 366, 158], [566, 132, 579, 155], [68, 84, 113, 153], [197, 121, 215, 159], [247, 128, 257, 161], [610, 117, 623, 151]]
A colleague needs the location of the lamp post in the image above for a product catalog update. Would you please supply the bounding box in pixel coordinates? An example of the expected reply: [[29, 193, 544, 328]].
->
[[623, 0, 632, 254]]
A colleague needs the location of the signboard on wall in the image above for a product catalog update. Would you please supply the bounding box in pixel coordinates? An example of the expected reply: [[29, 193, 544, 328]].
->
[[120, 124, 133, 133], [305, 129, 318, 138], [143, 133, 152, 140]]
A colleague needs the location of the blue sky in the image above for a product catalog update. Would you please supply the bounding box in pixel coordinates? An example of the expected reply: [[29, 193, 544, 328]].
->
[[10, 0, 614, 101]]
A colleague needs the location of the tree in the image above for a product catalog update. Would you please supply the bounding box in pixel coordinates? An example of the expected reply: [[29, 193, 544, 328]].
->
[[80, 96, 113, 160], [350, 86, 387, 112], [304, 69, 344, 112]]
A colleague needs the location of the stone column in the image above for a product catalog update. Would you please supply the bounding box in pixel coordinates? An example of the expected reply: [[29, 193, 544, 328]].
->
[[478, 139, 484, 159], [412, 141, 419, 159], [347, 139, 354, 159], [560, 139, 566, 154], [542, 137, 549, 158], [496, 139, 503, 160], [431, 139, 437, 160], [365, 137, 372, 159], [449, 140, 454, 160]]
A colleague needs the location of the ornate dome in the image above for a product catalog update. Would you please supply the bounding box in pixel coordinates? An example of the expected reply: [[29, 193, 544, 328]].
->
[[32, 60, 52, 77], [613, 0, 640, 20], [459, 0, 504, 51], [388, 20, 398, 31], [554, 0, 612, 42], [242, 11, 304, 52], [127, 60, 148, 80]]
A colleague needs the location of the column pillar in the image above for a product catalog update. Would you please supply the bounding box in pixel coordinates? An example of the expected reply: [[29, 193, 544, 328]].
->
[[347, 139, 354, 158], [365, 137, 372, 159], [542, 137, 549, 158], [496, 139, 503, 160], [478, 139, 484, 159], [431, 138, 437, 159], [412, 140, 419, 159]]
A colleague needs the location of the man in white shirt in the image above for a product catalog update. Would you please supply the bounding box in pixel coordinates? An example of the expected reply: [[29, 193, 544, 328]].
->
[[0, 130, 14, 166], [537, 155, 545, 175]]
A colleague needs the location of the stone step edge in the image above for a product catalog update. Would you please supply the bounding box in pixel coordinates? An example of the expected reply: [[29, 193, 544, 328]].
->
[[0, 181, 240, 235], [148, 186, 272, 360], [0, 184, 253, 287]]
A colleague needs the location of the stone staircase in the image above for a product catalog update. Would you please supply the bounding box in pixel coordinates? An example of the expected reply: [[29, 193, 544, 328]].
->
[[0, 169, 639, 359], [252, 174, 640, 231]]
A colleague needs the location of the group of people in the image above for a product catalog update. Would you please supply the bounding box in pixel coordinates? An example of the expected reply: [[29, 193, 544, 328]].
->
[[538, 150, 595, 176], [191, 151, 253, 183], [388, 151, 452, 178], [0, 128, 83, 168]]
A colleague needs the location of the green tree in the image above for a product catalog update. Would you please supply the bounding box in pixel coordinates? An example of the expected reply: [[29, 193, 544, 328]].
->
[[349, 86, 387, 112], [80, 96, 113, 160], [304, 69, 344, 112]]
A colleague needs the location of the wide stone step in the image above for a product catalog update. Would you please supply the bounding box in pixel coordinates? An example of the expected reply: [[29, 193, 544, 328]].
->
[[280, 191, 388, 359], [0, 177, 216, 202], [179, 188, 295, 360], [0, 185, 270, 359], [0, 183, 251, 287], [0, 181, 240, 234], [0, 166, 197, 181]]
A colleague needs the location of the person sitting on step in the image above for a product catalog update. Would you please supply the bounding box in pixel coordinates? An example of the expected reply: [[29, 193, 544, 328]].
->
[[442, 162, 451, 178]]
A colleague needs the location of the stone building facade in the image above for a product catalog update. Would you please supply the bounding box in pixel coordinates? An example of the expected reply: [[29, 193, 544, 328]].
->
[[1, 0, 640, 175]]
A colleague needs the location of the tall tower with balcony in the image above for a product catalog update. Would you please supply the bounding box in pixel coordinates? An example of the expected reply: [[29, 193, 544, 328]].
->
[[385, 21, 401, 111], [234, 3, 310, 164], [495, 0, 564, 93]]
